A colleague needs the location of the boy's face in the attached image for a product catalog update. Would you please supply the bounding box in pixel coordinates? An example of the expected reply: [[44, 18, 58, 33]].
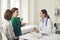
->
[[14, 10, 19, 16]]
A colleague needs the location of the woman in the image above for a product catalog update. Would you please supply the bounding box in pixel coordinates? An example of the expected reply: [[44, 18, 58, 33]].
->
[[11, 8, 22, 38], [2, 9, 15, 40], [35, 9, 53, 35]]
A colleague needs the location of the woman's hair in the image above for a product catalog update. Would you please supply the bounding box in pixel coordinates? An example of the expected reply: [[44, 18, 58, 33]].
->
[[12, 8, 18, 13], [4, 9, 13, 21], [41, 9, 50, 18]]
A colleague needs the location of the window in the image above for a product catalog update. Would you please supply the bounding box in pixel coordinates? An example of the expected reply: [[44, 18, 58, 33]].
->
[[1, 0, 8, 23], [10, 0, 28, 23], [21, 0, 28, 23], [10, 0, 20, 9], [0, 0, 28, 24], [10, 0, 20, 16]]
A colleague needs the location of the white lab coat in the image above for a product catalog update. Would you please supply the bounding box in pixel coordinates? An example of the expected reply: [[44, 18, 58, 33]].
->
[[38, 17, 53, 35], [2, 19, 15, 40]]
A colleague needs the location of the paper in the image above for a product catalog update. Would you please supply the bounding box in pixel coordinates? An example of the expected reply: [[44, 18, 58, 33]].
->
[[30, 32, 42, 39]]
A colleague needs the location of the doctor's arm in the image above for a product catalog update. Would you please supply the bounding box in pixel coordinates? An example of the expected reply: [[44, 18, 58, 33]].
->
[[33, 25, 39, 33]]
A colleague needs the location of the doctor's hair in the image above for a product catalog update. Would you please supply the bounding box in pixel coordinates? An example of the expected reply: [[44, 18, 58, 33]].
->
[[41, 9, 50, 19], [4, 9, 13, 21]]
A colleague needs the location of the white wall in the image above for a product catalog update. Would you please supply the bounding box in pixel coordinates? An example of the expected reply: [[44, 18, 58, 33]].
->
[[28, 0, 34, 25], [37, 0, 55, 24], [0, 0, 1, 26], [20, 0, 28, 23], [34, 0, 60, 24], [29, 0, 60, 25], [34, 0, 39, 25], [28, 0, 39, 25]]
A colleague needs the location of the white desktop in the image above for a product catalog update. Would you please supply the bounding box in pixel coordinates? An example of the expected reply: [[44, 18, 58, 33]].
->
[[20, 25, 60, 40]]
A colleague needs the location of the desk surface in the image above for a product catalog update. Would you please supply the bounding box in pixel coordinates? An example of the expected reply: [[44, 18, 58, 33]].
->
[[19, 32, 42, 40], [19, 32, 60, 40], [39, 34, 60, 40]]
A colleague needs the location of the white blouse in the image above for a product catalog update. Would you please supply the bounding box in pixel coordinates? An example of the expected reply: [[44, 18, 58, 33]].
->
[[2, 19, 15, 40]]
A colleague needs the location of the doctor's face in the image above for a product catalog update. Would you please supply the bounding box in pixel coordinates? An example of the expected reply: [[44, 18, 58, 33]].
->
[[40, 11, 45, 19]]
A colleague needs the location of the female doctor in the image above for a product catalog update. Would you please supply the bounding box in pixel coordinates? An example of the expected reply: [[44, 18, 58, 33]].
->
[[34, 9, 53, 35]]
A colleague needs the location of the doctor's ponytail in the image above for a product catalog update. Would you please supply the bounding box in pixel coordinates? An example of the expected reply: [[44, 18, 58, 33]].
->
[[47, 14, 50, 19]]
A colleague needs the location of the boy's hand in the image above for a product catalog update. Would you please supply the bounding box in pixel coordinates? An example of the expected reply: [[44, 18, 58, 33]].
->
[[22, 23, 26, 26]]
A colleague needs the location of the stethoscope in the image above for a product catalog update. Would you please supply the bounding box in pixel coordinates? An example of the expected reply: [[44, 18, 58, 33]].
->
[[41, 18, 48, 27]]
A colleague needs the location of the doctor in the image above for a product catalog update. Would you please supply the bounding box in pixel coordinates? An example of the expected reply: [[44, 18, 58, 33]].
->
[[34, 9, 53, 35]]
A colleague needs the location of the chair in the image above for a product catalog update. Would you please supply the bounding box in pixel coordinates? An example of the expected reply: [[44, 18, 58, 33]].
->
[[0, 30, 8, 40], [0, 31, 2, 40], [55, 23, 60, 34]]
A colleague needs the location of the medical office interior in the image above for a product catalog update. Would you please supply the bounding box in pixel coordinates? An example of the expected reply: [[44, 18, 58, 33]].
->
[[0, 0, 60, 40]]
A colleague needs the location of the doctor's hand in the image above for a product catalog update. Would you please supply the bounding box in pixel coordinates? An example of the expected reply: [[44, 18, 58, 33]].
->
[[33, 29, 39, 33]]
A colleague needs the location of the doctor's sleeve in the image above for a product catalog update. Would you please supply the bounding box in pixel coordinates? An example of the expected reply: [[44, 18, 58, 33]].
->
[[46, 19, 53, 34]]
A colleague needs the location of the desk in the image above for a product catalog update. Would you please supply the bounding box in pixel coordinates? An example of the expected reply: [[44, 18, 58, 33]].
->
[[19, 32, 42, 40], [19, 32, 60, 40], [39, 34, 60, 40], [21, 25, 35, 34]]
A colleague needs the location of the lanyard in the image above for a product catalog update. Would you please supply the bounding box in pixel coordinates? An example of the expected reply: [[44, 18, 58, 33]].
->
[[45, 18, 48, 26], [41, 18, 48, 27]]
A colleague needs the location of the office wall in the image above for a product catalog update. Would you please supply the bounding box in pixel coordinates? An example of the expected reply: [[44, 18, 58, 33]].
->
[[34, 0, 39, 25], [28, 0, 39, 25], [34, 0, 60, 25], [0, 0, 1, 26], [28, 0, 34, 25], [20, 0, 28, 23]]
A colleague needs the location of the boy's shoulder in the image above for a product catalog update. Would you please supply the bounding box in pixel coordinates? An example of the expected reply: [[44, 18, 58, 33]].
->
[[12, 17, 20, 19]]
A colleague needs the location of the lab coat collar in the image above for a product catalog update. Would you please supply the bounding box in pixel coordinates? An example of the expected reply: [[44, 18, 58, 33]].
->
[[41, 17, 47, 22]]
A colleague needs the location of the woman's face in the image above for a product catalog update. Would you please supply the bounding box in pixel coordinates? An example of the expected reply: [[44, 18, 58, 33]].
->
[[14, 10, 19, 16], [40, 11, 45, 19]]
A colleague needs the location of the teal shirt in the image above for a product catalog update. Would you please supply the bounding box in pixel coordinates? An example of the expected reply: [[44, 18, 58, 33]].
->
[[11, 17, 22, 37]]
